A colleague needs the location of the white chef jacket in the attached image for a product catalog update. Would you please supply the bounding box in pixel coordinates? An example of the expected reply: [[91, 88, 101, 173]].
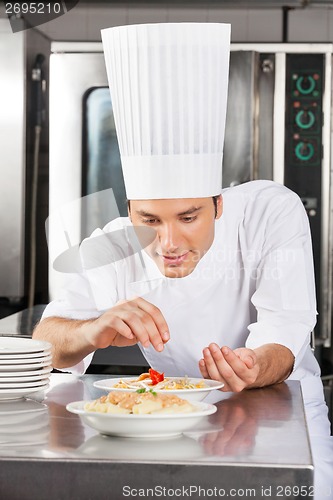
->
[[42, 180, 322, 396]]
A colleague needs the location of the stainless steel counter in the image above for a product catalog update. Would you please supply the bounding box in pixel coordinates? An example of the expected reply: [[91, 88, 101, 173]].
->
[[0, 374, 315, 500]]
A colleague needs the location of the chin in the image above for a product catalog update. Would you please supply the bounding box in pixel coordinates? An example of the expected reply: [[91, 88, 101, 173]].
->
[[159, 264, 196, 279]]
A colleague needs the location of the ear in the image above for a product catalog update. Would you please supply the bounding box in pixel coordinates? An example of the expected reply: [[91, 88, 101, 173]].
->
[[215, 195, 223, 220], [127, 200, 132, 221]]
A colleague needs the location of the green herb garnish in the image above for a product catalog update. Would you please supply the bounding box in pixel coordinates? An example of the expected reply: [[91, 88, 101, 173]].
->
[[135, 388, 157, 396]]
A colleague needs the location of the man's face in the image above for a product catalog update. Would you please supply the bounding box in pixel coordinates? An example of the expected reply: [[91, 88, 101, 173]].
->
[[129, 196, 223, 278]]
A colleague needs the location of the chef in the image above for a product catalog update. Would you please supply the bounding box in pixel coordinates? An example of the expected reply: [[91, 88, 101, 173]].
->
[[34, 23, 324, 399]]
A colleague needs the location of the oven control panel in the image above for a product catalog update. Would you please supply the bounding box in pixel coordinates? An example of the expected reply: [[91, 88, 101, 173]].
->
[[285, 54, 323, 173], [284, 53, 324, 340]]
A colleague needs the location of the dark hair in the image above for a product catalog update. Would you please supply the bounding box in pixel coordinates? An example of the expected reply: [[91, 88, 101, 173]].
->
[[128, 196, 219, 217], [212, 195, 219, 218]]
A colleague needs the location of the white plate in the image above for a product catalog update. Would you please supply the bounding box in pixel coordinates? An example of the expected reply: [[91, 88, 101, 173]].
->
[[66, 400, 217, 438], [0, 338, 52, 354], [0, 379, 50, 389], [0, 383, 49, 400], [0, 418, 49, 435], [93, 377, 224, 402], [0, 349, 51, 360], [0, 427, 49, 446], [0, 367, 52, 378], [0, 372, 51, 383], [0, 399, 47, 415], [0, 409, 48, 426], [0, 360, 52, 372], [0, 354, 52, 365], [0, 355, 52, 366]]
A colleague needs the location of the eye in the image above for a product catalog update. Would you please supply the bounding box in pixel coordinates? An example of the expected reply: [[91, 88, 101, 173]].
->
[[142, 218, 158, 225], [181, 216, 197, 223]]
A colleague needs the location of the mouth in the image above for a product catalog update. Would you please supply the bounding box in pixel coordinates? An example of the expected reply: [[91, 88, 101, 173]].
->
[[158, 252, 190, 266]]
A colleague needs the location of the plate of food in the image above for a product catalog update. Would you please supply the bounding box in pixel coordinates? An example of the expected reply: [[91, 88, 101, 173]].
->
[[66, 390, 217, 438], [93, 369, 224, 402]]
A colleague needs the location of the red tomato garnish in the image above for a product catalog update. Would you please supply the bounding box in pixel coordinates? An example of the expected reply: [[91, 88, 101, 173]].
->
[[149, 368, 164, 385]]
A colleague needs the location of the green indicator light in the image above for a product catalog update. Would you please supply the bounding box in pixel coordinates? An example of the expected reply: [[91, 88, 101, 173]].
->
[[313, 91, 319, 97], [295, 110, 315, 129], [295, 142, 315, 161], [296, 76, 316, 95]]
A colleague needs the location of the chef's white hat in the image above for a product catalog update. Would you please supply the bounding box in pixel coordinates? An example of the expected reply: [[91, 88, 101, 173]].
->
[[101, 23, 230, 200]]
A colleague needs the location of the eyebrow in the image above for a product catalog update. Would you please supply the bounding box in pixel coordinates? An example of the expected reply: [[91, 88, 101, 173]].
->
[[135, 206, 203, 218]]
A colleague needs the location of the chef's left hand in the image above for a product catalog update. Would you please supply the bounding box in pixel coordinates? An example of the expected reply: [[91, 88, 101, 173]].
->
[[199, 344, 260, 392]]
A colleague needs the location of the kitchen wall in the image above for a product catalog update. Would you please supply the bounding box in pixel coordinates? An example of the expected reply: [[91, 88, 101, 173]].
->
[[0, 3, 333, 43]]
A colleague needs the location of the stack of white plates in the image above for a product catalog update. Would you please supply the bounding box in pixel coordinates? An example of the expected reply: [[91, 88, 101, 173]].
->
[[0, 338, 52, 400]]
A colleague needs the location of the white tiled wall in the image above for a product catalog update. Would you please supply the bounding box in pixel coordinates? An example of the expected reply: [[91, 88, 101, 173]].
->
[[86, 7, 128, 38], [247, 9, 282, 42], [126, 6, 167, 24], [0, 4, 332, 43], [289, 7, 333, 42]]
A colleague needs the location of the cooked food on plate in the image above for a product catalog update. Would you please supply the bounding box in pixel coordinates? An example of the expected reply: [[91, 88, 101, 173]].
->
[[113, 368, 208, 391], [84, 390, 195, 415]]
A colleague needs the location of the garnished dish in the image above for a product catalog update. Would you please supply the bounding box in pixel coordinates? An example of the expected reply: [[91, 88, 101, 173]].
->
[[66, 391, 217, 438], [93, 369, 224, 402], [113, 368, 207, 391], [84, 390, 195, 415]]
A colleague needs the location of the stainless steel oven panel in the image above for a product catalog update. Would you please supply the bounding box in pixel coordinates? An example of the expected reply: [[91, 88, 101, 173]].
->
[[272, 52, 286, 185], [0, 21, 26, 299], [321, 52, 333, 348], [0, 20, 50, 305], [49, 51, 108, 299], [222, 50, 259, 187], [257, 53, 275, 182]]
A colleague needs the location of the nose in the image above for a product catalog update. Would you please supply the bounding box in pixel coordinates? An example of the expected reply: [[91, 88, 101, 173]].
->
[[158, 223, 181, 253]]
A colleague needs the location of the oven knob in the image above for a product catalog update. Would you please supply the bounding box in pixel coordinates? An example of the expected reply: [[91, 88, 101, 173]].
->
[[295, 141, 315, 161], [296, 76, 316, 95], [295, 110, 315, 129]]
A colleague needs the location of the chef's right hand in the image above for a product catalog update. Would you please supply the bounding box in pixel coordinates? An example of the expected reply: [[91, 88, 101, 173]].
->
[[84, 297, 170, 352]]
